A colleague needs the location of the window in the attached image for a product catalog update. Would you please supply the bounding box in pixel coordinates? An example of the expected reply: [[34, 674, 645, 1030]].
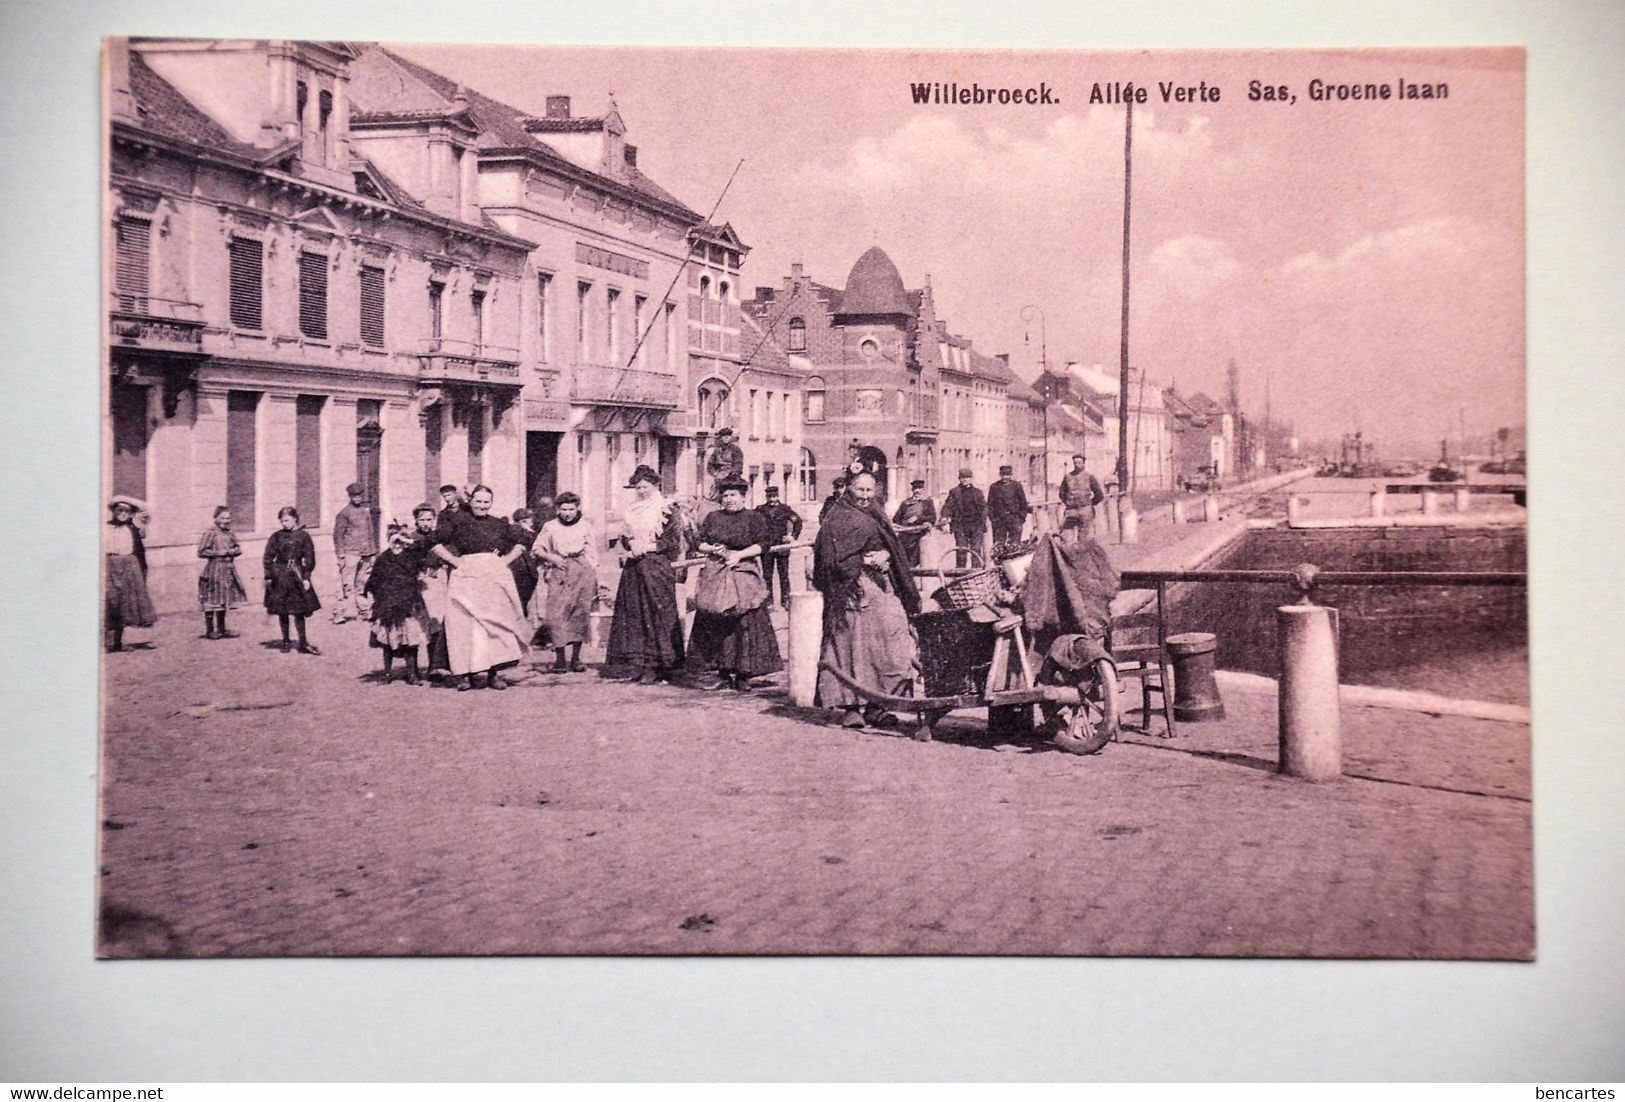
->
[[782, 393, 793, 439], [466, 400, 484, 484], [228, 237, 263, 329], [470, 289, 486, 353], [318, 89, 333, 135], [788, 316, 806, 352], [699, 275, 710, 298], [226, 390, 260, 531], [798, 448, 818, 503], [295, 395, 324, 526], [536, 272, 552, 360], [633, 294, 647, 366], [804, 376, 826, 424], [110, 382, 149, 500], [606, 288, 620, 362], [358, 265, 386, 347], [114, 217, 150, 308], [577, 281, 591, 357], [423, 402, 442, 501], [298, 251, 328, 339], [428, 280, 444, 342], [663, 302, 676, 371], [296, 81, 308, 125]]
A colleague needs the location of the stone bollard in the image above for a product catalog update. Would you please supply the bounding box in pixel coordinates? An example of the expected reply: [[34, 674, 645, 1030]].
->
[[1171, 498, 1187, 525], [787, 589, 824, 708], [1369, 488, 1387, 518], [1421, 489, 1439, 516], [1167, 632, 1225, 721], [1286, 494, 1304, 526], [1453, 486, 1472, 514], [1204, 494, 1220, 522], [1118, 498, 1139, 543], [1277, 604, 1342, 781]]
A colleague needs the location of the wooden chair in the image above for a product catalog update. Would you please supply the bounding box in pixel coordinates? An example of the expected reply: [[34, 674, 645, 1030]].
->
[[1108, 588, 1177, 738]]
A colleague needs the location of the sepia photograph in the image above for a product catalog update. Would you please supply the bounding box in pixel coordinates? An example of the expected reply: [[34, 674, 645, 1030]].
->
[[97, 39, 1530, 959]]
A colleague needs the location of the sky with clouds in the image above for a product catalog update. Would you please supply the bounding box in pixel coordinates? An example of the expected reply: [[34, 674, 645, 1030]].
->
[[394, 43, 1523, 454]]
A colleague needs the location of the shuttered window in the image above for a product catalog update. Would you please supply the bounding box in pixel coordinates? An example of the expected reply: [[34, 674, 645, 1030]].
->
[[228, 237, 263, 329], [428, 280, 444, 341], [226, 390, 260, 531], [470, 289, 486, 353], [114, 218, 150, 309], [295, 395, 324, 527], [298, 251, 328, 340], [359, 265, 386, 347]]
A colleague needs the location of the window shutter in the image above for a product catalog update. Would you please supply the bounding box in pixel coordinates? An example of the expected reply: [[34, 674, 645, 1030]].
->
[[114, 218, 150, 308], [228, 237, 263, 329], [359, 265, 386, 347], [298, 251, 328, 339]]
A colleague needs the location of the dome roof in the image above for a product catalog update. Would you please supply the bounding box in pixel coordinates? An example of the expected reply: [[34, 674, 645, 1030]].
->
[[835, 246, 913, 317]]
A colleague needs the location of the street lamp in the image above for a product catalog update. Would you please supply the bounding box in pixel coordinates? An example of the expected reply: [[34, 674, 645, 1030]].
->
[[1021, 303, 1050, 492]]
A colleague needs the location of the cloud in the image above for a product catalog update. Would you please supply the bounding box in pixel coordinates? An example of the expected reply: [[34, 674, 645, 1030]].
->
[[1148, 235, 1242, 298]]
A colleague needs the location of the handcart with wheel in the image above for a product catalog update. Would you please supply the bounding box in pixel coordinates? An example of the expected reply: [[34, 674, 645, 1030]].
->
[[818, 536, 1122, 754]]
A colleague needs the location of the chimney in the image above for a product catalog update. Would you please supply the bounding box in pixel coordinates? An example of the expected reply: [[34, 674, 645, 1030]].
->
[[623, 143, 638, 168], [107, 38, 137, 123], [545, 95, 571, 119], [452, 84, 470, 111], [791, 262, 804, 279], [997, 353, 1010, 365]]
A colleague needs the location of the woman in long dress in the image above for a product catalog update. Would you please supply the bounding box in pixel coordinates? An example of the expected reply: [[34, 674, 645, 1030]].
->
[[812, 471, 921, 728], [688, 479, 783, 691], [196, 504, 248, 640], [263, 506, 322, 655], [532, 491, 598, 673], [105, 495, 157, 652], [605, 464, 684, 684], [430, 484, 528, 691]]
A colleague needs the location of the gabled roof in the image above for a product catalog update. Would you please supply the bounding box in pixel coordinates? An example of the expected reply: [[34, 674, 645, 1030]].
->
[[690, 221, 750, 253], [355, 47, 698, 219], [971, 350, 1015, 385], [125, 52, 270, 160], [739, 312, 790, 371]]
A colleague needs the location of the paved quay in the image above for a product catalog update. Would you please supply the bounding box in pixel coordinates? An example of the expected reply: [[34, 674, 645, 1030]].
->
[[99, 554, 1532, 958]]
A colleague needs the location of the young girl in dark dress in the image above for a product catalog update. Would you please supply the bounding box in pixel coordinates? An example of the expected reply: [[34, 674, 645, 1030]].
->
[[263, 505, 321, 655], [364, 521, 431, 685], [197, 505, 248, 640], [689, 479, 783, 690]]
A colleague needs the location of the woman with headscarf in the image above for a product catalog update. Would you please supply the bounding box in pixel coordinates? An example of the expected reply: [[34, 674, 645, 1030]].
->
[[688, 478, 783, 691], [812, 471, 921, 728], [532, 491, 598, 673], [430, 484, 528, 691], [605, 464, 684, 684], [105, 495, 157, 652]]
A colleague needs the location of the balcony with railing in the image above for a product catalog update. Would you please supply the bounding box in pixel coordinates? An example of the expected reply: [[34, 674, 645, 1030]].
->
[[108, 293, 206, 356], [417, 339, 522, 386], [571, 362, 680, 409]]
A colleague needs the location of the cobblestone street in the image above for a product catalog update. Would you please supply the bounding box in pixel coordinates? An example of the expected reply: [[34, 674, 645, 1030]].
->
[[98, 601, 1532, 959]]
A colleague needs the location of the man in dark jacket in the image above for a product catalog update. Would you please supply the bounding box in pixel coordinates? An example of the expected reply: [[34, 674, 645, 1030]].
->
[[938, 467, 988, 568], [754, 485, 805, 609], [1059, 453, 1107, 544], [987, 464, 1030, 548], [332, 481, 378, 623], [890, 478, 937, 569], [705, 427, 744, 500]]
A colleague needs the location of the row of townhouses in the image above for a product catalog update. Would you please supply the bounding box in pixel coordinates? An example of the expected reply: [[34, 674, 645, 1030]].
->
[[104, 38, 1234, 610]]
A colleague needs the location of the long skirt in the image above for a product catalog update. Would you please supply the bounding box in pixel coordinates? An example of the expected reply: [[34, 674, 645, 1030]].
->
[[444, 552, 528, 675], [370, 603, 432, 650], [689, 602, 783, 678], [198, 558, 248, 611], [605, 554, 683, 669], [544, 557, 596, 646], [816, 572, 920, 708], [105, 553, 157, 628]]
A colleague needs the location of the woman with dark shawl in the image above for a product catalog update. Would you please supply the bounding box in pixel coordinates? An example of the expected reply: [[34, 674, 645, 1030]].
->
[[688, 479, 783, 690], [812, 471, 921, 728], [430, 485, 528, 691], [605, 464, 685, 684]]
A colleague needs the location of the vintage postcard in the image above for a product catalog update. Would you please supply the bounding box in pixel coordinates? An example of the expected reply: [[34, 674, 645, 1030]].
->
[[99, 41, 1527, 958]]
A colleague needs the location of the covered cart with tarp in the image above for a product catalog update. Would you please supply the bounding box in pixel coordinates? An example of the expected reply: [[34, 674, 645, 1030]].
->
[[819, 534, 1123, 754]]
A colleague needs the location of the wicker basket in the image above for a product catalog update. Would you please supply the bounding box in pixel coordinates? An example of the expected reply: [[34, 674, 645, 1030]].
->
[[932, 548, 1001, 610]]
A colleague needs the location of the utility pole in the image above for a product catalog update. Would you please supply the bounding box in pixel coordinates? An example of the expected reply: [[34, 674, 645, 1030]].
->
[[1116, 95, 1133, 498], [1022, 304, 1049, 490]]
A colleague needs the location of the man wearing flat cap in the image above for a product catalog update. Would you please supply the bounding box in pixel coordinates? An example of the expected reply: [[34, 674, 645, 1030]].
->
[[332, 480, 378, 623], [987, 464, 1030, 549], [705, 427, 744, 501], [939, 467, 988, 568], [890, 478, 936, 569]]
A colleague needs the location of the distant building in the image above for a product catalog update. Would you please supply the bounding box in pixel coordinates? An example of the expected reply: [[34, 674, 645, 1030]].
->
[[1165, 386, 1234, 487], [1064, 362, 1174, 493]]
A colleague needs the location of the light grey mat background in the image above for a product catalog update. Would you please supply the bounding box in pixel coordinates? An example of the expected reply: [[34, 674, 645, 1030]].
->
[[1, 0, 1621, 1082]]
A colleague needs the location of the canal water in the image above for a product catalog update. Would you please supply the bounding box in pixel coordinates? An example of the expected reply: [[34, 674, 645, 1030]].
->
[[1163, 522, 1528, 704]]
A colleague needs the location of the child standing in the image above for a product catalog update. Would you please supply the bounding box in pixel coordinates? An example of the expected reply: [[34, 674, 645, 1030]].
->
[[364, 521, 431, 685], [197, 505, 248, 639], [263, 506, 321, 655], [105, 496, 157, 652]]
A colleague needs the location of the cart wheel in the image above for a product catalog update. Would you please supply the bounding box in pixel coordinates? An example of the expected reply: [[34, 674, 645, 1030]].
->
[[1046, 659, 1119, 756]]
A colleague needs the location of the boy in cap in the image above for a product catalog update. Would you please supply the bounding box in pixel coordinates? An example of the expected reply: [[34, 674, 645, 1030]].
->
[[987, 464, 1030, 548], [891, 478, 936, 568], [938, 467, 987, 568], [753, 485, 805, 609], [332, 481, 378, 622]]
